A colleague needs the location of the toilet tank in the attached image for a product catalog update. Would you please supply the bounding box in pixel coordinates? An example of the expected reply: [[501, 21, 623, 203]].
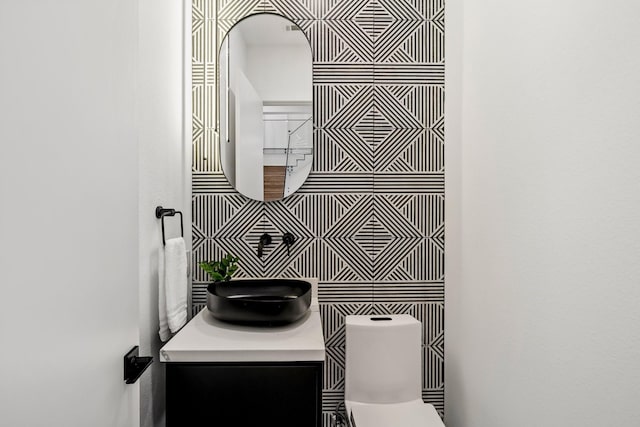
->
[[345, 315, 422, 404]]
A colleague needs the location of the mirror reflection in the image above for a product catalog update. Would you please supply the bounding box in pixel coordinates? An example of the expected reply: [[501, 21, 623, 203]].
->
[[219, 14, 313, 202]]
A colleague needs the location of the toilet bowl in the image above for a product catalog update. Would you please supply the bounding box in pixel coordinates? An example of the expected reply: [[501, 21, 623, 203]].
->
[[345, 315, 445, 427]]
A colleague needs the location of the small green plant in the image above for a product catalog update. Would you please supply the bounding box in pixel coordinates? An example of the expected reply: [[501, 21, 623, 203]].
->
[[199, 254, 239, 282]]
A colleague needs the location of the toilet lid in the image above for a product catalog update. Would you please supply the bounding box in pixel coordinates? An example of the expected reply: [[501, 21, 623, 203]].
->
[[348, 400, 445, 427]]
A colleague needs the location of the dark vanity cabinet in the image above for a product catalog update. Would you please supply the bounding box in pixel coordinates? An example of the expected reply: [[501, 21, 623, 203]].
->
[[166, 361, 323, 427]]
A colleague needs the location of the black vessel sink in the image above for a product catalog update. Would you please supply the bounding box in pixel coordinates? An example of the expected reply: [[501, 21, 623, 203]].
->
[[206, 279, 312, 325]]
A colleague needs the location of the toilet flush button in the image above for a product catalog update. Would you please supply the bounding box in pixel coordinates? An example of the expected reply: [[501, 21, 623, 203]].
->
[[370, 317, 392, 321]]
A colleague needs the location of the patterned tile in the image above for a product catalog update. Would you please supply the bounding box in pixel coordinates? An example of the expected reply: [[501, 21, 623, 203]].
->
[[192, 238, 264, 283], [192, 18, 206, 64], [374, 63, 444, 85], [373, 84, 444, 129], [321, 238, 374, 283], [261, 236, 316, 277], [322, 346, 348, 425], [191, 302, 207, 318], [374, 194, 444, 237], [192, 1, 445, 423], [263, 202, 316, 238], [374, 20, 444, 63], [216, 0, 263, 25], [323, 0, 376, 21], [371, 302, 444, 346], [302, 20, 373, 63], [324, 345, 346, 390], [259, 239, 327, 281], [373, 237, 444, 281], [322, 390, 346, 427], [321, 303, 373, 347], [424, 389, 445, 418], [320, 19, 374, 59], [261, 0, 319, 20], [374, 128, 444, 172], [375, 0, 444, 21], [193, 0, 206, 20], [262, 0, 378, 22], [424, 343, 444, 388], [372, 281, 444, 305], [204, 0, 216, 19], [313, 128, 374, 171], [297, 172, 373, 194], [270, 194, 374, 237], [374, 0, 423, 21], [192, 122, 218, 173], [192, 171, 235, 194], [373, 172, 444, 194], [427, 0, 446, 22], [192, 194, 257, 237], [314, 85, 374, 128], [318, 280, 374, 304], [321, 193, 374, 238]]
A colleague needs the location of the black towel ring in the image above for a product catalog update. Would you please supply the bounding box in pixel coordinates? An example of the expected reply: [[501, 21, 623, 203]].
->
[[155, 206, 184, 246]]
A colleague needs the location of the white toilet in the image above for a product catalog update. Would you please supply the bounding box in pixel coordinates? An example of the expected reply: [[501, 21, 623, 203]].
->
[[345, 315, 445, 427]]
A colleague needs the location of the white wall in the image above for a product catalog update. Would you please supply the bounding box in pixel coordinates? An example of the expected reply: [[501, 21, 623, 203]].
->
[[445, 1, 640, 426], [230, 31, 248, 80], [138, 1, 188, 427], [0, 1, 140, 426], [220, 33, 255, 193], [246, 45, 312, 103], [235, 71, 264, 201], [219, 42, 234, 187]]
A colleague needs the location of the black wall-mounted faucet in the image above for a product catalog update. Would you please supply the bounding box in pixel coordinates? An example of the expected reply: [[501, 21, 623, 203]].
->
[[258, 233, 272, 258], [282, 232, 295, 256]]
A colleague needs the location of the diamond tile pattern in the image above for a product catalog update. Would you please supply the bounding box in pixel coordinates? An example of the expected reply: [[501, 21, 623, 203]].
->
[[192, 0, 444, 423]]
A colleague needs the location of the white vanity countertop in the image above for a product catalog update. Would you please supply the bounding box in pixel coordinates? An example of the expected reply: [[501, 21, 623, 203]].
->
[[159, 300, 325, 363]]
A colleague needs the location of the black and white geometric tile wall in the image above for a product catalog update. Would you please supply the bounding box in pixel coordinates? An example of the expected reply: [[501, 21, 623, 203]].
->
[[192, 0, 444, 422]]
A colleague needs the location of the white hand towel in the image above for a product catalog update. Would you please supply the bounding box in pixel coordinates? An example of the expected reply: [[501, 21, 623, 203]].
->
[[158, 244, 170, 342], [158, 237, 188, 342]]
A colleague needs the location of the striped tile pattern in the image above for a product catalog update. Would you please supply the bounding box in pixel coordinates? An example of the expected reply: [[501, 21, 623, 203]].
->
[[192, 0, 445, 422]]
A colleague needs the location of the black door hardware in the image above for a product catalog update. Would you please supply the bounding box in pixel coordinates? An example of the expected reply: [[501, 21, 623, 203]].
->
[[124, 346, 153, 384]]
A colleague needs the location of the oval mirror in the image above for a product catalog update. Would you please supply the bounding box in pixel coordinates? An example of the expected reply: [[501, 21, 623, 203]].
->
[[219, 14, 313, 202]]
